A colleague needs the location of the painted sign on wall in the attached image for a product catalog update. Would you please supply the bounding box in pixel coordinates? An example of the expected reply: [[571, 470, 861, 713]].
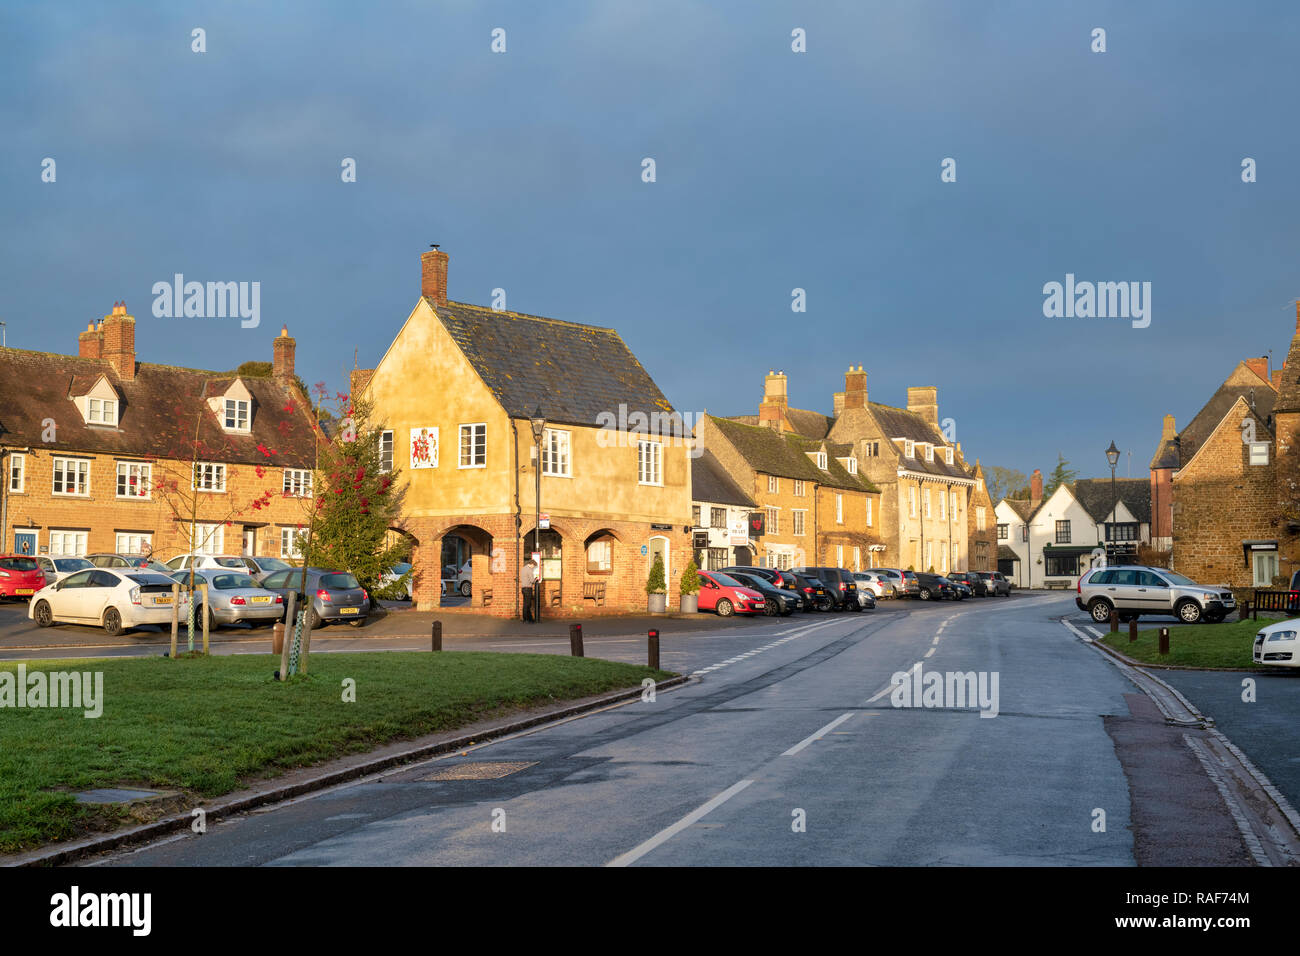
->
[[410, 427, 439, 469]]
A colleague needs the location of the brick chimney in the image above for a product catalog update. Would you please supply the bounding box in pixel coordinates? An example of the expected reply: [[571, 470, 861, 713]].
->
[[844, 365, 868, 410], [100, 302, 136, 381], [350, 367, 375, 397], [759, 370, 788, 429], [273, 325, 296, 384], [78, 321, 102, 359], [421, 246, 449, 307], [1161, 414, 1176, 441], [906, 386, 938, 426], [1245, 356, 1270, 383], [1030, 468, 1043, 502]]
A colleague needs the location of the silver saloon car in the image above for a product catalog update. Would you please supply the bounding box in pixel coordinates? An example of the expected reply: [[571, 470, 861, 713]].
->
[[192, 568, 285, 628]]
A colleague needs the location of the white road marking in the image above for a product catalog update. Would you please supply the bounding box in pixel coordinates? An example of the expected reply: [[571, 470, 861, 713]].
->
[[607, 779, 754, 867], [931, 635, 941, 645], [1086, 626, 1104, 639], [923, 648, 935, 658], [866, 661, 917, 704], [782, 712, 856, 756], [689, 618, 841, 676]]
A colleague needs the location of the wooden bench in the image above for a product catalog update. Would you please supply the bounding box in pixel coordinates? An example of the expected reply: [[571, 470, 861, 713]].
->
[[1251, 589, 1298, 619], [583, 581, 606, 606]]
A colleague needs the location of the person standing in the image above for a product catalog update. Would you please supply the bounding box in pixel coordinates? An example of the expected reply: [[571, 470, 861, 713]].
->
[[521, 558, 538, 623]]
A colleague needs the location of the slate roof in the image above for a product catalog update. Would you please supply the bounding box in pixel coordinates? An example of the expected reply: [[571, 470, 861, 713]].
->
[[0, 348, 318, 467], [706, 416, 879, 493], [998, 545, 1021, 562], [1001, 498, 1039, 521], [1070, 478, 1153, 525], [1149, 435, 1180, 470], [871, 403, 969, 480], [692, 451, 754, 507], [431, 299, 680, 433], [727, 406, 832, 439], [1178, 381, 1275, 464]]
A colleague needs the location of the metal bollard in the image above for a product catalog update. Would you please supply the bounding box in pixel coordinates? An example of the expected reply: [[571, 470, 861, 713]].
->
[[1129, 619, 1137, 643], [432, 620, 442, 652], [648, 628, 660, 670], [1109, 608, 1119, 633], [569, 622, 584, 657], [1159, 627, 1170, 656]]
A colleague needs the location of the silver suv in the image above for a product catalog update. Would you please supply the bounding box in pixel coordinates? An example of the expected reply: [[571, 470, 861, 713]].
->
[[1076, 565, 1235, 624]]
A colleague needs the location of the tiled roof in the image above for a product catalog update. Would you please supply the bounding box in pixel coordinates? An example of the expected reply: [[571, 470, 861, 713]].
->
[[869, 403, 969, 480], [692, 451, 754, 507], [0, 348, 318, 467], [998, 545, 1021, 562], [1149, 436, 1179, 470], [1071, 478, 1152, 524], [1179, 382, 1275, 464], [707, 416, 879, 493], [784, 407, 832, 440], [1001, 498, 1039, 521], [431, 299, 680, 432]]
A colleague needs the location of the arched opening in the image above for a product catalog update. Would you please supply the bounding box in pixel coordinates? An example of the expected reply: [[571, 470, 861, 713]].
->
[[583, 528, 620, 575], [524, 527, 564, 609], [648, 534, 670, 583], [437, 523, 495, 604]]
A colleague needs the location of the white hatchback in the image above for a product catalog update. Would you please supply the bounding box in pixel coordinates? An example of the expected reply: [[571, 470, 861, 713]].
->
[[29, 568, 191, 636], [1253, 619, 1300, 668]]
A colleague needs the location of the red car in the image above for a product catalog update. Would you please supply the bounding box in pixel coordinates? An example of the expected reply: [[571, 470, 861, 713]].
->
[[0, 555, 47, 601], [696, 571, 766, 617]]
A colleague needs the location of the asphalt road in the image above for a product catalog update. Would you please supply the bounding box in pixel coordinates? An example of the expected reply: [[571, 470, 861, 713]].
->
[[90, 592, 1262, 866]]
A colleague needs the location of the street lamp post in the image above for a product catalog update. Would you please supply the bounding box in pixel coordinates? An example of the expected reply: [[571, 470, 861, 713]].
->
[[530, 406, 547, 622], [1106, 440, 1121, 562]]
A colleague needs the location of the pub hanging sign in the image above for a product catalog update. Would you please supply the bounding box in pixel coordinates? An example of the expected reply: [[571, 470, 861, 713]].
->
[[748, 512, 765, 537]]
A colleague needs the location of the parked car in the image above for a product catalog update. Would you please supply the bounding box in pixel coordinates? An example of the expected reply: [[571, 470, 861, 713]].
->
[[720, 566, 809, 610], [257, 567, 370, 628], [190, 568, 285, 629], [379, 562, 414, 600], [34, 556, 94, 588], [695, 571, 766, 617], [165, 554, 250, 573], [878, 568, 921, 599], [1253, 619, 1300, 667], [915, 572, 961, 601], [0, 555, 48, 601], [29, 568, 191, 636], [854, 571, 891, 599], [855, 584, 878, 610], [977, 571, 1011, 597], [949, 571, 988, 597], [88, 553, 172, 573], [788, 571, 833, 611], [724, 571, 797, 616], [949, 578, 972, 600], [240, 555, 296, 583], [443, 560, 471, 597], [1076, 565, 1235, 624], [794, 566, 861, 612]]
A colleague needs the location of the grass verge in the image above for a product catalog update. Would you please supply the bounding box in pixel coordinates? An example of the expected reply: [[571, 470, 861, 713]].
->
[[0, 651, 673, 852], [1100, 618, 1266, 669]]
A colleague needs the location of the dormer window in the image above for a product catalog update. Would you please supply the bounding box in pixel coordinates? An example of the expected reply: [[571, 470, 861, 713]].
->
[[846, 457, 857, 475], [945, 447, 954, 465], [816, 452, 827, 469], [88, 398, 117, 426], [924, 444, 934, 462], [224, 399, 250, 431], [904, 440, 914, 458]]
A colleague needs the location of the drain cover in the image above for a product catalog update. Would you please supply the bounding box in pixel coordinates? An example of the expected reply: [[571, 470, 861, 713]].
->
[[74, 788, 169, 804], [420, 761, 536, 781]]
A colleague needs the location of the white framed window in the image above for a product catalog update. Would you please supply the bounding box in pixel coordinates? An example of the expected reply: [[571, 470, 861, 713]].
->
[[836, 544, 844, 567], [835, 493, 843, 524], [950, 491, 958, 515], [1249, 442, 1269, 466], [945, 447, 954, 465], [115, 532, 152, 554], [940, 547, 947, 573], [952, 542, 959, 567], [976, 506, 987, 531], [924, 444, 934, 463], [88, 397, 117, 425], [52, 458, 90, 496], [283, 468, 313, 497], [793, 479, 806, 496], [116, 461, 151, 499], [909, 486, 917, 518], [8, 453, 24, 494], [49, 530, 88, 556], [925, 542, 933, 570], [280, 526, 304, 559], [905, 440, 914, 458], [792, 510, 806, 536], [193, 462, 227, 493], [766, 507, 780, 535], [458, 423, 487, 468], [638, 440, 663, 486], [846, 457, 857, 474], [816, 452, 827, 470], [379, 431, 394, 473], [224, 399, 250, 431], [191, 523, 224, 556], [866, 497, 873, 526], [768, 475, 779, 493], [586, 539, 612, 572], [542, 428, 571, 477], [853, 546, 861, 571], [924, 489, 931, 519], [938, 492, 945, 520]]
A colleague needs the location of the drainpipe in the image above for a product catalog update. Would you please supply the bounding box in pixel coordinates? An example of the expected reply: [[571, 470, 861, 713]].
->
[[0, 446, 7, 552], [510, 418, 522, 620]]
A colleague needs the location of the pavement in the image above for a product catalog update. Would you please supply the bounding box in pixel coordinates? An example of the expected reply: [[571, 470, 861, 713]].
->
[[76, 592, 1285, 867]]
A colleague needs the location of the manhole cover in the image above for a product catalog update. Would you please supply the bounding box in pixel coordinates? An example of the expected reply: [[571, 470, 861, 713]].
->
[[420, 761, 536, 781], [74, 788, 170, 804]]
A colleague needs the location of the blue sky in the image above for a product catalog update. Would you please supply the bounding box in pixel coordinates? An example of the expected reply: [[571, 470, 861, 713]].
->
[[4, 0, 1299, 486]]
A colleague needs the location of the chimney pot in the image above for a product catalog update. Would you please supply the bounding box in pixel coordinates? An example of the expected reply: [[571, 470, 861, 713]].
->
[[100, 304, 136, 380], [273, 326, 297, 385], [1030, 468, 1044, 501], [421, 247, 450, 307]]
